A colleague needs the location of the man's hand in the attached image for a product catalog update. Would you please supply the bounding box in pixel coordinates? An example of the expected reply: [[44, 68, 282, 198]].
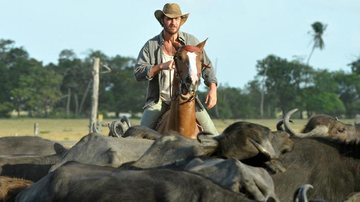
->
[[159, 60, 175, 70], [205, 83, 217, 109], [148, 60, 175, 78]]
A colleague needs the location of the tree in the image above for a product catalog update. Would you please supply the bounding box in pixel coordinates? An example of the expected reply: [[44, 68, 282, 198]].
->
[[0, 62, 12, 116], [256, 55, 313, 114], [306, 21, 327, 65], [333, 71, 360, 117], [100, 55, 145, 115], [0, 39, 32, 117], [349, 56, 360, 74], [305, 91, 345, 116], [51, 50, 93, 117], [11, 65, 62, 117], [302, 69, 343, 116]]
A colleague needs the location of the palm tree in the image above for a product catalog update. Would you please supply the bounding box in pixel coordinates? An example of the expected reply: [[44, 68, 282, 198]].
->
[[306, 21, 327, 65]]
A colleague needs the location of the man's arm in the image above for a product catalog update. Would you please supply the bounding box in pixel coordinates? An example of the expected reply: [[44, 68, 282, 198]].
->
[[205, 82, 217, 109], [135, 40, 175, 80], [147, 60, 175, 78]]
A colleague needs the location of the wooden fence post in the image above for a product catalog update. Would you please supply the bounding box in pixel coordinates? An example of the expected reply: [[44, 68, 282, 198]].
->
[[89, 57, 100, 133], [34, 122, 39, 136]]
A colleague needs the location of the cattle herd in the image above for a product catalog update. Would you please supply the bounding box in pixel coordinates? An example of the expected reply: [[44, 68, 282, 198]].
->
[[1, 108, 360, 202]]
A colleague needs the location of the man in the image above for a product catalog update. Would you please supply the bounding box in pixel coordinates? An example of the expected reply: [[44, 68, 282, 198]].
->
[[134, 3, 218, 136]]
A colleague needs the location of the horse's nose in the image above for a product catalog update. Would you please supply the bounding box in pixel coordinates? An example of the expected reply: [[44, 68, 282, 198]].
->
[[186, 76, 197, 86], [189, 74, 199, 86], [189, 84, 197, 93]]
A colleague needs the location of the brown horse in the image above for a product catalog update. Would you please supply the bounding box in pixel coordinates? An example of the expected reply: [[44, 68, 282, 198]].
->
[[156, 40, 208, 139]]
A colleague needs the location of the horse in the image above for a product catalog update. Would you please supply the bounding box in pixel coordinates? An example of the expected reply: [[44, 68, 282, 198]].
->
[[108, 40, 209, 140], [155, 39, 209, 139]]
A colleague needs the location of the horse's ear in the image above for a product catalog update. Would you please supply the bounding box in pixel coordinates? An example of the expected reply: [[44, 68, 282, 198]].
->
[[196, 38, 208, 50]]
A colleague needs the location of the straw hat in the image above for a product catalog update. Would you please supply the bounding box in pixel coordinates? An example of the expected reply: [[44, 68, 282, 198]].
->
[[154, 3, 189, 26]]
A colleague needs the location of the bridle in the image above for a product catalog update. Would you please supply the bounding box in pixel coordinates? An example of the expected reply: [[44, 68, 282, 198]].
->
[[173, 45, 202, 96], [173, 57, 196, 95]]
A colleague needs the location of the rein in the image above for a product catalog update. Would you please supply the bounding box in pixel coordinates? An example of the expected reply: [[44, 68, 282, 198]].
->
[[169, 68, 173, 100]]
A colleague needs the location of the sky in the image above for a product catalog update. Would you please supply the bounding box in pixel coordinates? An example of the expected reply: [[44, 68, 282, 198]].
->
[[1, 0, 360, 88]]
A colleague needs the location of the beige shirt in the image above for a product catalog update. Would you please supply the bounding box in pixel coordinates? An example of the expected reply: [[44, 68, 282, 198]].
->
[[159, 52, 174, 103]]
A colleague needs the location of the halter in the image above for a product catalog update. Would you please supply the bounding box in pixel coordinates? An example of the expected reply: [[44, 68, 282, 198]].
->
[[173, 45, 202, 96], [173, 57, 194, 95]]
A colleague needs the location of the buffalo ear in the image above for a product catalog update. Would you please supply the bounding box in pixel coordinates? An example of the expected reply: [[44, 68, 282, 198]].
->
[[197, 132, 219, 149], [196, 38, 208, 50]]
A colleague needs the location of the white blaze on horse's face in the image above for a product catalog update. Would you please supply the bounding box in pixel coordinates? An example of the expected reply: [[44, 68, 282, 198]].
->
[[186, 52, 199, 85]]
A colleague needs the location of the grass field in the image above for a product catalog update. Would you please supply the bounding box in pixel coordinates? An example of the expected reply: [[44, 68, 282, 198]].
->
[[0, 118, 315, 142]]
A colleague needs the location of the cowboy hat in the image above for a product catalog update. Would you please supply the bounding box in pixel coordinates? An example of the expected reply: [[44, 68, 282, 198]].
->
[[154, 3, 189, 26]]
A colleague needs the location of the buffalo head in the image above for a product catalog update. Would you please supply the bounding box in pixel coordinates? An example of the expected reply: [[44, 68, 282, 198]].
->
[[284, 108, 360, 143]]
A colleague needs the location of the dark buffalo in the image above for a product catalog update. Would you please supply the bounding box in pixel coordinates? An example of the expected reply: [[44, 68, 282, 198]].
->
[[0, 136, 67, 156], [284, 108, 360, 143], [125, 123, 292, 201], [184, 157, 278, 201], [126, 121, 293, 172], [0, 132, 151, 182], [0, 154, 62, 182], [130, 132, 217, 169], [125, 130, 279, 200], [294, 184, 360, 202], [213, 121, 293, 170], [0, 136, 67, 182], [49, 132, 154, 172], [16, 161, 259, 202], [121, 125, 163, 140], [272, 137, 360, 201], [270, 109, 360, 201]]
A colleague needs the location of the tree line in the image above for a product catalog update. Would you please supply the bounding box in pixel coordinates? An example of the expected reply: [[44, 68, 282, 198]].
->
[[1, 38, 360, 119]]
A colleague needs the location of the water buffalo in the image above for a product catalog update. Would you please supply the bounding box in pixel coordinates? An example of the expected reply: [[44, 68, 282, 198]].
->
[[121, 125, 163, 140], [0, 136, 68, 182], [123, 122, 292, 201], [16, 161, 260, 202], [49, 132, 154, 172], [270, 109, 360, 201], [0, 136, 67, 156], [125, 121, 293, 172], [284, 108, 360, 143], [184, 157, 278, 201], [294, 184, 360, 202], [271, 137, 360, 201], [0, 154, 62, 182], [213, 121, 293, 172], [129, 132, 217, 169]]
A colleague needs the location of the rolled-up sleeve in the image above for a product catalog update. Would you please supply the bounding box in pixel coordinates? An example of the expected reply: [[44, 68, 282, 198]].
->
[[201, 47, 217, 87], [134, 42, 154, 81]]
